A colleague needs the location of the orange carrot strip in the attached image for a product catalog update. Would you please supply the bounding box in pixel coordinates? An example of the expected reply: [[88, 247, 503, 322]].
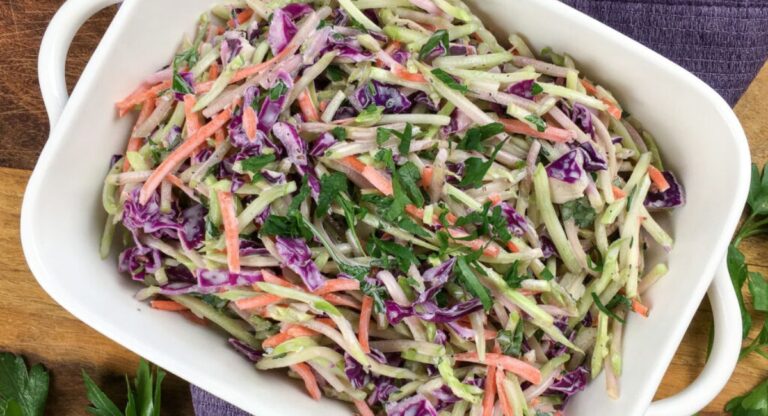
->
[[139, 109, 232, 203], [339, 156, 394, 196], [150, 300, 188, 311], [482, 364, 497, 416], [499, 118, 574, 142], [184, 94, 202, 136], [234, 294, 283, 310], [218, 190, 241, 273], [259, 270, 300, 290], [392, 65, 426, 83], [290, 363, 322, 400], [647, 165, 670, 192], [340, 155, 367, 173], [447, 228, 500, 258], [180, 310, 206, 325], [229, 9, 254, 28], [631, 298, 649, 317], [297, 88, 320, 122], [579, 80, 622, 120], [214, 128, 226, 146], [208, 64, 220, 81], [495, 368, 515, 416], [612, 185, 627, 199], [323, 293, 360, 309], [421, 165, 433, 189], [580, 79, 598, 95], [318, 100, 329, 112], [262, 332, 292, 349], [284, 324, 319, 338], [506, 241, 519, 253], [488, 193, 502, 206], [243, 106, 259, 142], [196, 47, 294, 94], [313, 278, 361, 295], [454, 352, 542, 385], [359, 296, 373, 354], [354, 400, 375, 416], [117, 81, 171, 117], [122, 96, 157, 172], [315, 317, 337, 328]]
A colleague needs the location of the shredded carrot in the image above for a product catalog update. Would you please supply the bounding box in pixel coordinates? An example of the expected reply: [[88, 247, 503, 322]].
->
[[392, 65, 426, 83], [216, 26, 225, 35], [290, 363, 322, 400], [116, 80, 171, 117], [506, 241, 519, 253], [150, 300, 188, 311], [384, 41, 402, 55], [647, 165, 670, 192], [208, 64, 220, 81], [214, 128, 226, 146], [262, 332, 292, 349], [447, 228, 500, 258], [243, 106, 259, 142], [482, 364, 498, 416], [612, 185, 627, 199], [122, 96, 156, 172], [498, 118, 575, 142], [315, 317, 337, 328], [139, 109, 232, 203], [217, 190, 241, 273], [323, 293, 361, 309], [318, 100, 329, 113], [234, 294, 283, 310], [229, 9, 254, 28], [196, 47, 294, 94], [488, 193, 502, 206], [421, 165, 433, 189], [339, 156, 394, 196], [359, 296, 373, 353], [313, 278, 361, 295], [631, 298, 650, 317], [284, 324, 319, 338], [297, 88, 320, 122], [580, 79, 622, 120], [184, 94, 202, 136], [354, 400, 375, 416], [454, 352, 542, 385], [495, 368, 515, 416], [180, 310, 206, 325], [259, 270, 303, 290]]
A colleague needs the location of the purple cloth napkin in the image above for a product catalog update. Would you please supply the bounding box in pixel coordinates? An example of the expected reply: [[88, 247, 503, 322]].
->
[[191, 1, 768, 414]]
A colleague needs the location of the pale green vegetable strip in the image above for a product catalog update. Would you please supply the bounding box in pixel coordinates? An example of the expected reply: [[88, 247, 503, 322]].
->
[[533, 164, 581, 273]]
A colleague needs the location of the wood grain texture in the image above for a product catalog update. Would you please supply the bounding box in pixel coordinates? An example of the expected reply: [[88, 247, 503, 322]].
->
[[0, 0, 766, 414]]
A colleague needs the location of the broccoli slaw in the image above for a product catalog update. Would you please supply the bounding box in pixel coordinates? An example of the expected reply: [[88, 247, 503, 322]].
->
[[101, 1, 685, 415]]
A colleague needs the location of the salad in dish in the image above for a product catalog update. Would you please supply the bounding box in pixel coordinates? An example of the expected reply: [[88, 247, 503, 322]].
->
[[101, 0, 685, 414]]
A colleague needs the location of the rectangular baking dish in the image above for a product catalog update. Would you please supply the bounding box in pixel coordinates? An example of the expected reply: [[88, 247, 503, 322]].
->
[[25, 0, 751, 414]]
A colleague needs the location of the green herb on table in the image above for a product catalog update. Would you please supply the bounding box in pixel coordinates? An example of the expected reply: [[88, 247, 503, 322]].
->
[[0, 352, 49, 416], [83, 359, 165, 416]]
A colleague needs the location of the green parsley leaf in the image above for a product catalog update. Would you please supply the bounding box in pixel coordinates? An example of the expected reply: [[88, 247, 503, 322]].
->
[[269, 80, 288, 100], [561, 197, 596, 228], [260, 213, 312, 240], [455, 257, 493, 310], [289, 176, 311, 213], [591, 292, 626, 323], [531, 82, 544, 96], [431, 68, 468, 93], [457, 123, 505, 152], [502, 261, 525, 289], [376, 128, 391, 145], [172, 72, 194, 96], [418, 29, 449, 60], [728, 244, 752, 339], [396, 161, 425, 208], [82, 369, 122, 416], [459, 136, 510, 188], [724, 377, 768, 416], [748, 272, 768, 312], [326, 65, 345, 82], [540, 268, 555, 281], [0, 353, 49, 416], [396, 123, 413, 155], [370, 236, 419, 273], [315, 173, 349, 218], [497, 321, 524, 356], [355, 105, 384, 124], [331, 126, 347, 141], [524, 114, 547, 132], [396, 217, 431, 238], [240, 154, 276, 174]]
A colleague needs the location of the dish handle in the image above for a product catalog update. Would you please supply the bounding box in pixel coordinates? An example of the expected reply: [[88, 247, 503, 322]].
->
[[645, 256, 741, 416], [38, 0, 122, 128]]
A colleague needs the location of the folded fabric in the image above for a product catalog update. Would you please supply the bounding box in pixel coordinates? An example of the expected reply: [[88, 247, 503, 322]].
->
[[191, 1, 768, 414]]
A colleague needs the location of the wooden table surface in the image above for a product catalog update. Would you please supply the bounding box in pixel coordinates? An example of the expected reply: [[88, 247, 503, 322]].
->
[[0, 1, 766, 414]]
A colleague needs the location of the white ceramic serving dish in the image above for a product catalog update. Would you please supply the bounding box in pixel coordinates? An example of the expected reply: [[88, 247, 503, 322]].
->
[[25, 0, 750, 414]]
